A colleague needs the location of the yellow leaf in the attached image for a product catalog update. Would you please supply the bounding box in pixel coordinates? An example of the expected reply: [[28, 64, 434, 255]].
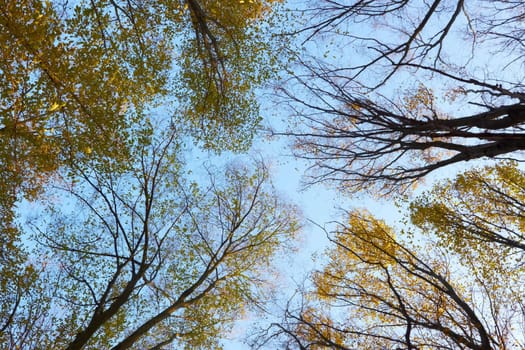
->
[[49, 102, 61, 112]]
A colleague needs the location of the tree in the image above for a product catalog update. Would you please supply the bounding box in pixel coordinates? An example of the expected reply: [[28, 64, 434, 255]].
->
[[1, 127, 300, 349], [0, 0, 284, 224], [263, 205, 525, 349], [1, 2, 287, 346], [411, 161, 525, 276], [279, 0, 525, 193], [250, 3, 525, 347]]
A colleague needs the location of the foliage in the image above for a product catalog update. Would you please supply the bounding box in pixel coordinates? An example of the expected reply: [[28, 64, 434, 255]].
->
[[266, 201, 525, 349], [411, 161, 525, 278], [0, 0, 284, 219], [1, 128, 299, 349], [254, 2, 525, 348], [176, 0, 284, 151], [0, 0, 292, 348]]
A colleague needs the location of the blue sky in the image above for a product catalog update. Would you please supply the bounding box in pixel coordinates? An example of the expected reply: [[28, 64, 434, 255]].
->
[[10, 1, 521, 348]]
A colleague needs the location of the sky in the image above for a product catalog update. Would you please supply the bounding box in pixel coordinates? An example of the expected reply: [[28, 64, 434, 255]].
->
[[213, 89, 408, 350], [8, 1, 521, 348], [214, 1, 512, 346]]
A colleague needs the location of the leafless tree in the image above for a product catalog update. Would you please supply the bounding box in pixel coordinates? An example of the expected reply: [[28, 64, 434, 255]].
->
[[280, 0, 525, 193]]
